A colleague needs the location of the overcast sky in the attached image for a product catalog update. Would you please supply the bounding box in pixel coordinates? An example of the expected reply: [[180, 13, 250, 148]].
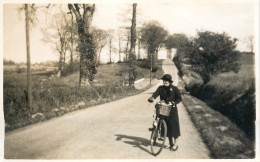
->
[[3, 0, 259, 63]]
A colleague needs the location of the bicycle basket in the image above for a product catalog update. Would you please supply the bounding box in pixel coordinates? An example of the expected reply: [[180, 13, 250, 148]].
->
[[155, 102, 172, 117]]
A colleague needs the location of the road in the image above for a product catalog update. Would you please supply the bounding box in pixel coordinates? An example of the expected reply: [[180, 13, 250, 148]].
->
[[4, 59, 210, 159]]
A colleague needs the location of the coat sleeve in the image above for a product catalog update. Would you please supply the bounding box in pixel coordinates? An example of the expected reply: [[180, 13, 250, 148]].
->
[[174, 86, 182, 104], [152, 87, 160, 99]]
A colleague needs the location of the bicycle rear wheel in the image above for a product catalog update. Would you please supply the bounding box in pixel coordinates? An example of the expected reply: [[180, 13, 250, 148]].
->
[[150, 119, 167, 156]]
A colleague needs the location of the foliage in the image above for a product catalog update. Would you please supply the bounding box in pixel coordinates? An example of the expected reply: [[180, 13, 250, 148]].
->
[[4, 59, 16, 65], [136, 59, 160, 72], [68, 4, 96, 85], [180, 31, 241, 83], [165, 33, 189, 50], [174, 50, 256, 140], [4, 61, 163, 131], [41, 9, 78, 74], [128, 3, 137, 87], [182, 94, 254, 158], [140, 21, 168, 67], [91, 27, 109, 65], [61, 61, 80, 77], [246, 35, 254, 53]]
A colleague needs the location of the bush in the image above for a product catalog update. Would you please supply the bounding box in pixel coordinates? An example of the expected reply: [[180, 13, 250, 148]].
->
[[180, 31, 241, 83], [136, 59, 159, 72], [3, 75, 139, 130], [61, 62, 80, 77], [174, 42, 255, 140], [16, 66, 26, 73]]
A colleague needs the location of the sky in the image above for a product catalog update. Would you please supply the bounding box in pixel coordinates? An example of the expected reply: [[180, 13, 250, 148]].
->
[[2, 0, 259, 63]]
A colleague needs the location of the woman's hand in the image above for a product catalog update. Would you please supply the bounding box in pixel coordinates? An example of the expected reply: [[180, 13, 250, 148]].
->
[[148, 97, 154, 103]]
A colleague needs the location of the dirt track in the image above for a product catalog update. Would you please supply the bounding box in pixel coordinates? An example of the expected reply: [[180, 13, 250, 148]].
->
[[4, 59, 210, 159]]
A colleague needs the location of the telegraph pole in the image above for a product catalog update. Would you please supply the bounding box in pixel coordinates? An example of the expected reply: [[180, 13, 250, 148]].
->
[[25, 4, 32, 114]]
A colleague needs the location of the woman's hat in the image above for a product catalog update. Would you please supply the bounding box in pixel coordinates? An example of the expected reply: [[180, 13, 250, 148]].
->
[[161, 74, 173, 83]]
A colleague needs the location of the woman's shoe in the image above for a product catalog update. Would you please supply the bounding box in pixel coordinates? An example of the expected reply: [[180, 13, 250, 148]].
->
[[170, 145, 178, 151], [164, 145, 170, 149], [158, 137, 164, 141]]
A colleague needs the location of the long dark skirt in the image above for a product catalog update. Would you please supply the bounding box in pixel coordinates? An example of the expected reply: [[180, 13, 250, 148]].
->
[[166, 107, 180, 138]]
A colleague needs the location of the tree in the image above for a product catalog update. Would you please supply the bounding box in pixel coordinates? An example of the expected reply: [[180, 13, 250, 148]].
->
[[123, 27, 131, 61], [108, 29, 115, 63], [140, 21, 168, 68], [67, 10, 78, 73], [68, 4, 96, 86], [128, 3, 137, 87], [182, 31, 241, 83], [3, 59, 15, 65], [165, 33, 189, 59], [117, 5, 143, 62], [136, 27, 142, 59], [91, 27, 108, 65], [246, 35, 254, 53], [117, 28, 125, 62], [42, 10, 73, 77]]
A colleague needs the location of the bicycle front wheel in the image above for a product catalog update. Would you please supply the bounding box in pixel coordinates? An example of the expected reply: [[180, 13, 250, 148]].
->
[[150, 119, 167, 156]]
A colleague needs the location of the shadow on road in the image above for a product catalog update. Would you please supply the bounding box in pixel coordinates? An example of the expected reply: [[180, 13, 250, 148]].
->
[[143, 92, 154, 95], [115, 134, 153, 155]]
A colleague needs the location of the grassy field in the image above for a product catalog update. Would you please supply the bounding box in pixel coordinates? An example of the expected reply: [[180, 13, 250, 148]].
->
[[209, 53, 254, 91], [4, 60, 164, 131]]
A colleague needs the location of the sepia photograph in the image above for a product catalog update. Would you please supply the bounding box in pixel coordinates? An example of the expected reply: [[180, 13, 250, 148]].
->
[[1, 0, 259, 160]]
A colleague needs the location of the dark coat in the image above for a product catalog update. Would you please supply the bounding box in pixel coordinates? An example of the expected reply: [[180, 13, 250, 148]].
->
[[152, 84, 182, 138]]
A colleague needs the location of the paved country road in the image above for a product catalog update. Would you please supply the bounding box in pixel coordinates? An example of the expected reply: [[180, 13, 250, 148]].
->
[[4, 59, 210, 159]]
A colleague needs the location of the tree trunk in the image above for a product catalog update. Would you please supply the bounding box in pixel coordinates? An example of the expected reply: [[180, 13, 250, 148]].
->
[[109, 37, 112, 63], [128, 3, 137, 87], [155, 47, 159, 60], [70, 14, 74, 73], [68, 4, 96, 87], [58, 51, 62, 77], [60, 38, 65, 77], [125, 32, 130, 61], [25, 4, 32, 114], [138, 38, 141, 59], [98, 45, 104, 64], [119, 38, 121, 62]]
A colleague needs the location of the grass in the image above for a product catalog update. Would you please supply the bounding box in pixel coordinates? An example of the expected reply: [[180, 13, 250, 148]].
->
[[4, 60, 164, 131], [209, 53, 254, 91], [182, 94, 255, 158], [173, 52, 256, 158]]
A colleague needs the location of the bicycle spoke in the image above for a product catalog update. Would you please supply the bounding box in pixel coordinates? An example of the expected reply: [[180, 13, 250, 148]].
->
[[150, 119, 167, 156]]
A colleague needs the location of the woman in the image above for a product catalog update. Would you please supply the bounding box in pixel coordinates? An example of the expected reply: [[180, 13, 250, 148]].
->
[[148, 74, 182, 151]]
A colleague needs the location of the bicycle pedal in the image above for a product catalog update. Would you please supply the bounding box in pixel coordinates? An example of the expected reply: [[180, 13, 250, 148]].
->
[[148, 128, 154, 131]]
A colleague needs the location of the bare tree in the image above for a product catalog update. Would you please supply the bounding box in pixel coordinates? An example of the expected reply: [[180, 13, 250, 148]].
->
[[137, 27, 142, 60], [108, 29, 115, 63], [68, 4, 96, 86], [117, 28, 125, 62], [247, 35, 254, 53], [91, 27, 108, 65], [42, 11, 72, 77], [66, 11, 77, 73], [128, 4, 137, 87], [117, 4, 143, 62], [125, 27, 131, 61]]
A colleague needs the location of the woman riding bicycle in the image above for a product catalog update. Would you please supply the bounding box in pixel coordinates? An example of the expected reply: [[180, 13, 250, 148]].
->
[[148, 74, 182, 151]]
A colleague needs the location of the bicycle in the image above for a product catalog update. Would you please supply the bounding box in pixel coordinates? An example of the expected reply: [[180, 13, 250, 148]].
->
[[149, 100, 173, 156]]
